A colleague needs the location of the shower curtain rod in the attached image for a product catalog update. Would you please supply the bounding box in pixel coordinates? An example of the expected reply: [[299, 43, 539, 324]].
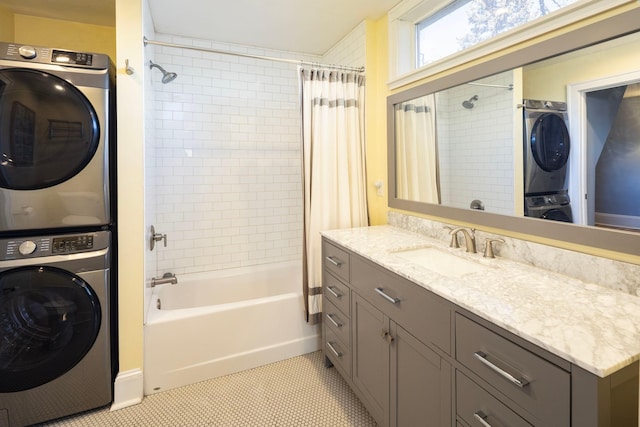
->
[[143, 37, 365, 73], [466, 82, 514, 90]]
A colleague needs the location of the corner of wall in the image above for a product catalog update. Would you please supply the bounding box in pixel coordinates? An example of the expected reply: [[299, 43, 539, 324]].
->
[[111, 369, 144, 411], [365, 15, 390, 226]]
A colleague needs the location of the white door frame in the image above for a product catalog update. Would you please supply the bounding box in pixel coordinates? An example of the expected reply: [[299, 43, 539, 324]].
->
[[566, 70, 640, 225]]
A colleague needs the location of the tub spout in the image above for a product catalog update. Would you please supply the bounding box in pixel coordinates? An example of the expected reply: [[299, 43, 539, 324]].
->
[[151, 272, 178, 287]]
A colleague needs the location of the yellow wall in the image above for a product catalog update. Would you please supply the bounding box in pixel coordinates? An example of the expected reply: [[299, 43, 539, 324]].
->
[[523, 31, 640, 101], [115, 0, 145, 375], [14, 14, 116, 60], [0, 5, 14, 41], [365, 17, 390, 226]]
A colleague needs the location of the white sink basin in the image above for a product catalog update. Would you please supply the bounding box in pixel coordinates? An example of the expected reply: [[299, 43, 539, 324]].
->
[[392, 246, 491, 278]]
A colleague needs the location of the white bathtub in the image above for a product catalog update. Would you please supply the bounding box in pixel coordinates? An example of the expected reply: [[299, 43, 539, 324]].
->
[[143, 261, 321, 394]]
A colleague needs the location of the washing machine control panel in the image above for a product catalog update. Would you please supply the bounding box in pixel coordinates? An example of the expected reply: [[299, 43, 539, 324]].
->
[[0, 233, 100, 261], [0, 42, 109, 70], [52, 49, 93, 66]]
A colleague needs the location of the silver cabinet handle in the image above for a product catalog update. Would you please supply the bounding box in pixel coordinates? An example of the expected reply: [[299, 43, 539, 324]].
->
[[375, 287, 400, 304], [380, 329, 395, 344], [327, 341, 342, 358], [473, 411, 493, 427], [327, 313, 342, 328], [326, 286, 342, 298], [473, 351, 529, 388], [326, 256, 343, 267]]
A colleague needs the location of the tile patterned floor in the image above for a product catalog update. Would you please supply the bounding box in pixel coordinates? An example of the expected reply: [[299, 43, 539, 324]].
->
[[36, 351, 377, 426]]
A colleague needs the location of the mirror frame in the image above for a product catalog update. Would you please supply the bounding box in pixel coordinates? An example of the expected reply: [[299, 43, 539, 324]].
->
[[387, 7, 640, 257]]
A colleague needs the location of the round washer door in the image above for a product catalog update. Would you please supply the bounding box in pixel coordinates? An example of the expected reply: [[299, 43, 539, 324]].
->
[[0, 68, 100, 190], [0, 266, 101, 392], [530, 113, 570, 172]]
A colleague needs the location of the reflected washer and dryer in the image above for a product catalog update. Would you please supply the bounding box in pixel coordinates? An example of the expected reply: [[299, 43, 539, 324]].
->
[[523, 99, 571, 195], [0, 231, 112, 427], [0, 42, 114, 234], [523, 99, 573, 222]]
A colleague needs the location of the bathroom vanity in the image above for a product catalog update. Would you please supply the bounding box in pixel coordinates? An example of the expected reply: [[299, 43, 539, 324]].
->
[[321, 225, 640, 427]]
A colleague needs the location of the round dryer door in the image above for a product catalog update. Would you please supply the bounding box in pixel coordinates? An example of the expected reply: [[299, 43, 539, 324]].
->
[[0, 266, 101, 392], [530, 113, 570, 172], [0, 68, 100, 190]]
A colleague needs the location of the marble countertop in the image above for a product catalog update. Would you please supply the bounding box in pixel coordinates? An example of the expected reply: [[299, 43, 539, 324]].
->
[[322, 225, 640, 378]]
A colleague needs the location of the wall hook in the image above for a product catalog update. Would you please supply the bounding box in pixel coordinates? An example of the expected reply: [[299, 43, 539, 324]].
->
[[125, 59, 135, 75]]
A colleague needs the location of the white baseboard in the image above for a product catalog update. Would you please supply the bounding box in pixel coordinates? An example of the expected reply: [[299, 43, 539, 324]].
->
[[111, 369, 144, 411]]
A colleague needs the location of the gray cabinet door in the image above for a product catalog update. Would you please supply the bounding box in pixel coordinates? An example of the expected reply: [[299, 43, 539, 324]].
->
[[390, 322, 452, 427], [352, 293, 390, 426]]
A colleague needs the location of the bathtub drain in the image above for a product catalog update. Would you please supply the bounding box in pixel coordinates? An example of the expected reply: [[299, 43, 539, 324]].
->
[[156, 298, 161, 309]]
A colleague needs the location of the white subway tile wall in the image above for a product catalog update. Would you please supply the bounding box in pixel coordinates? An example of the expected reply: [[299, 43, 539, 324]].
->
[[322, 22, 366, 68], [437, 70, 516, 215], [147, 28, 366, 275]]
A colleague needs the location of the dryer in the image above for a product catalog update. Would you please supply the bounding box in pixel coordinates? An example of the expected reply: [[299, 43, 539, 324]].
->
[[523, 99, 570, 196], [0, 230, 113, 427], [0, 42, 114, 234]]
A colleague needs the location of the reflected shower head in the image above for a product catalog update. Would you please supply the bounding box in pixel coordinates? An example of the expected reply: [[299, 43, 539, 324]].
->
[[462, 95, 479, 109], [149, 60, 177, 84]]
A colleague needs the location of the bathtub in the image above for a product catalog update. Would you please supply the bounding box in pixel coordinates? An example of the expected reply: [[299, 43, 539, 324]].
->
[[143, 261, 321, 394]]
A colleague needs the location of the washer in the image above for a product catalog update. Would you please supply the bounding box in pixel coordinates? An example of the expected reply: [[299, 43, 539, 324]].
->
[[524, 192, 573, 223], [0, 42, 114, 234], [0, 231, 112, 427], [523, 99, 570, 196]]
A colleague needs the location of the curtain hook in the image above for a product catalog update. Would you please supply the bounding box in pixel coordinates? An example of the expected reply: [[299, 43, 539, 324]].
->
[[125, 59, 135, 75]]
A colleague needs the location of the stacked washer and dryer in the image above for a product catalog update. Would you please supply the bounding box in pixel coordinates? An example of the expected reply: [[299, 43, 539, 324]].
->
[[0, 42, 116, 427], [523, 99, 573, 222]]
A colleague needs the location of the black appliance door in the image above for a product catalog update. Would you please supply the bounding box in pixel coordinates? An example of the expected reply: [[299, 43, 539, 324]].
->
[[541, 209, 572, 222], [0, 266, 101, 392], [0, 68, 100, 190], [530, 113, 570, 172]]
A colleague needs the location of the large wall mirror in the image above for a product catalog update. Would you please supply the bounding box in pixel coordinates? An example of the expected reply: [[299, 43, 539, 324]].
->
[[388, 7, 640, 257]]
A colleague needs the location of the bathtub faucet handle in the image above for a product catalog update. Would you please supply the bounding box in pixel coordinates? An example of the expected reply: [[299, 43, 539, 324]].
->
[[150, 225, 167, 250]]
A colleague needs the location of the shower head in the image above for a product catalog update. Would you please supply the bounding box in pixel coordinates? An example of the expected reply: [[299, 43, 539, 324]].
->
[[462, 95, 479, 109], [149, 60, 178, 84]]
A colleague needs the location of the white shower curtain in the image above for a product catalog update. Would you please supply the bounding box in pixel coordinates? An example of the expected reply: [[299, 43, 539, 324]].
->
[[395, 94, 440, 203], [300, 68, 368, 324]]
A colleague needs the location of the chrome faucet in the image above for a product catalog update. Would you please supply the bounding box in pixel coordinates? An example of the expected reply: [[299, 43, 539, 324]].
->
[[151, 272, 178, 287], [449, 227, 476, 253]]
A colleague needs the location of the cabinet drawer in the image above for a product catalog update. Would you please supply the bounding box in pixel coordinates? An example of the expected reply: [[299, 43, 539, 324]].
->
[[323, 272, 350, 316], [456, 314, 569, 426], [457, 371, 533, 427], [323, 240, 350, 282], [351, 255, 451, 354], [325, 327, 351, 378], [324, 300, 350, 346]]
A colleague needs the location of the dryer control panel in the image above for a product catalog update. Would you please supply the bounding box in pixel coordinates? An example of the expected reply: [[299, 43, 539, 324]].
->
[[0, 42, 110, 69]]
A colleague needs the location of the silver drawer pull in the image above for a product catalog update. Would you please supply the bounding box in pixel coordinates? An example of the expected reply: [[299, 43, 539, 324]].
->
[[326, 286, 342, 298], [327, 341, 342, 358], [326, 256, 343, 267], [327, 313, 342, 328], [473, 351, 530, 388], [473, 411, 493, 427], [374, 287, 400, 304]]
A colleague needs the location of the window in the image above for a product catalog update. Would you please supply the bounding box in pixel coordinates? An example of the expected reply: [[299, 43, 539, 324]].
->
[[416, 0, 580, 67], [388, 0, 634, 88]]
